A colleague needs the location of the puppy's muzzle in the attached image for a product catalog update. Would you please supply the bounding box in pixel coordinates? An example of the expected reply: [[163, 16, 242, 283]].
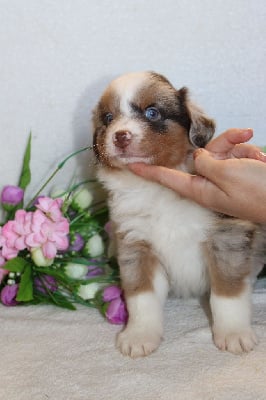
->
[[113, 131, 132, 149]]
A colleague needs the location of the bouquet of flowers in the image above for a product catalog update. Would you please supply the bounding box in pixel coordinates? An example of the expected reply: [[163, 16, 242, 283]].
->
[[0, 134, 127, 325]]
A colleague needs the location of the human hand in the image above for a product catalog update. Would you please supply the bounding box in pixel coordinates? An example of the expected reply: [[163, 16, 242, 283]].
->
[[205, 128, 265, 161], [129, 129, 266, 222]]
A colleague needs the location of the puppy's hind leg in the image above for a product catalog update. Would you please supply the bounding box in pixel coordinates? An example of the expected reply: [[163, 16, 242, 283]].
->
[[116, 239, 169, 358], [206, 218, 258, 355]]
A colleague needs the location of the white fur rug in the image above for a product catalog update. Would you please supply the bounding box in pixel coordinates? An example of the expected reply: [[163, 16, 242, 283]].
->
[[1, 287, 266, 400]]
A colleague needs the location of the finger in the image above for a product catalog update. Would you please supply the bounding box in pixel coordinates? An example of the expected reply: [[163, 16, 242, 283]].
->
[[206, 128, 253, 153], [129, 163, 211, 204], [232, 143, 266, 162], [193, 148, 228, 187], [129, 162, 232, 212]]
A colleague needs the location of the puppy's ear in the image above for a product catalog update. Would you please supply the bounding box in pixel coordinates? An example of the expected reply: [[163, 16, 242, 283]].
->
[[179, 87, 215, 148]]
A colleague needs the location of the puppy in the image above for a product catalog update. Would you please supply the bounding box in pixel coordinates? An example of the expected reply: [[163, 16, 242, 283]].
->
[[92, 71, 266, 357]]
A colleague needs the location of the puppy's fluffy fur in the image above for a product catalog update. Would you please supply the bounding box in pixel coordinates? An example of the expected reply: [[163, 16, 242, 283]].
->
[[92, 71, 266, 357]]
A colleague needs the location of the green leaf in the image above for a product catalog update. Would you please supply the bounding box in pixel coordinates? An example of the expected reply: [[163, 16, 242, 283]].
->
[[70, 221, 100, 239], [66, 257, 96, 265], [18, 133, 31, 191], [32, 292, 76, 310], [16, 264, 33, 302], [2, 257, 29, 273], [33, 267, 73, 285]]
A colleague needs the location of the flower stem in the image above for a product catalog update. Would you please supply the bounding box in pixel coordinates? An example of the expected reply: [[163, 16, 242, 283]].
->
[[25, 146, 92, 209], [57, 146, 92, 169], [69, 210, 88, 226]]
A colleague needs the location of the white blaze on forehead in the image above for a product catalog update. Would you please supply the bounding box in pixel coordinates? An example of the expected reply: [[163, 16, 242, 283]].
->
[[110, 72, 149, 115]]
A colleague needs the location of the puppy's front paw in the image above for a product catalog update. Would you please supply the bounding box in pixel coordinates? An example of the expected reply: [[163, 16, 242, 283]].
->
[[213, 328, 258, 354], [117, 326, 162, 358]]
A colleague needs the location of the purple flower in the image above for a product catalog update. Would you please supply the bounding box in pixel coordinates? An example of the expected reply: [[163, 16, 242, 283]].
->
[[1, 185, 24, 206], [68, 233, 85, 252], [87, 267, 103, 277], [106, 297, 128, 325], [103, 285, 122, 302], [1, 284, 19, 306], [34, 275, 57, 294]]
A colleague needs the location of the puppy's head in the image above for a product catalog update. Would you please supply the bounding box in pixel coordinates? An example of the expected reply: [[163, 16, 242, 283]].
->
[[92, 71, 215, 169]]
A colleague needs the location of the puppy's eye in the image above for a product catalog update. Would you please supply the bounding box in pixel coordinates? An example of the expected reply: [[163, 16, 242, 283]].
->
[[103, 112, 113, 125], [144, 107, 161, 122]]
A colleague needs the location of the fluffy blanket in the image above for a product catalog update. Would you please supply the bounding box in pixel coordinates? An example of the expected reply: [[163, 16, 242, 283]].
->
[[1, 285, 266, 400]]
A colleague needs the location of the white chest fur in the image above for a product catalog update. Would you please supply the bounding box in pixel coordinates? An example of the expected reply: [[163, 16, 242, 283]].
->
[[98, 169, 214, 297]]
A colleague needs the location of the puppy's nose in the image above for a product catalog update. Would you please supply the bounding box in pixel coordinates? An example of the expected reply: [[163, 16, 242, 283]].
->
[[113, 131, 132, 148]]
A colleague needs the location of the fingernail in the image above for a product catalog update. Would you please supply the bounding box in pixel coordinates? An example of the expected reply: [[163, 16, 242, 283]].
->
[[258, 151, 266, 161], [193, 148, 204, 160], [242, 128, 253, 137]]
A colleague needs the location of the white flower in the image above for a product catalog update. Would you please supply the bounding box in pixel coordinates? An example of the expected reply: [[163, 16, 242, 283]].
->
[[77, 282, 101, 300], [71, 188, 93, 211], [64, 263, 88, 279], [84, 234, 104, 257], [31, 247, 54, 267]]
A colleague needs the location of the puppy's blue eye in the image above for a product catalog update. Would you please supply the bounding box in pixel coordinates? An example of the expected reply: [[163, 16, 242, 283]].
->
[[104, 112, 113, 125], [144, 107, 161, 121]]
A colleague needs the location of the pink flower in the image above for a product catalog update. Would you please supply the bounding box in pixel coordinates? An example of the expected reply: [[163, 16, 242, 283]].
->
[[1, 185, 24, 206], [1, 284, 19, 306], [106, 297, 128, 325], [13, 210, 33, 237], [0, 210, 33, 259], [26, 210, 69, 258], [0, 197, 69, 261], [0, 221, 20, 259], [35, 197, 64, 222]]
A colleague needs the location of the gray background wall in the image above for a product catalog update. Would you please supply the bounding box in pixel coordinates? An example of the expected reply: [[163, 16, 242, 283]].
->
[[0, 0, 265, 195]]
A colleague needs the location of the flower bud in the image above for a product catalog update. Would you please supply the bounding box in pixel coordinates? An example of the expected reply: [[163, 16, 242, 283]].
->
[[1, 284, 19, 306], [34, 275, 57, 294], [105, 297, 128, 325], [103, 285, 122, 302], [31, 248, 54, 267], [87, 266, 103, 277], [65, 263, 88, 279], [71, 188, 93, 211], [77, 282, 100, 300], [83, 234, 104, 257], [68, 233, 85, 252], [1, 185, 24, 209]]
